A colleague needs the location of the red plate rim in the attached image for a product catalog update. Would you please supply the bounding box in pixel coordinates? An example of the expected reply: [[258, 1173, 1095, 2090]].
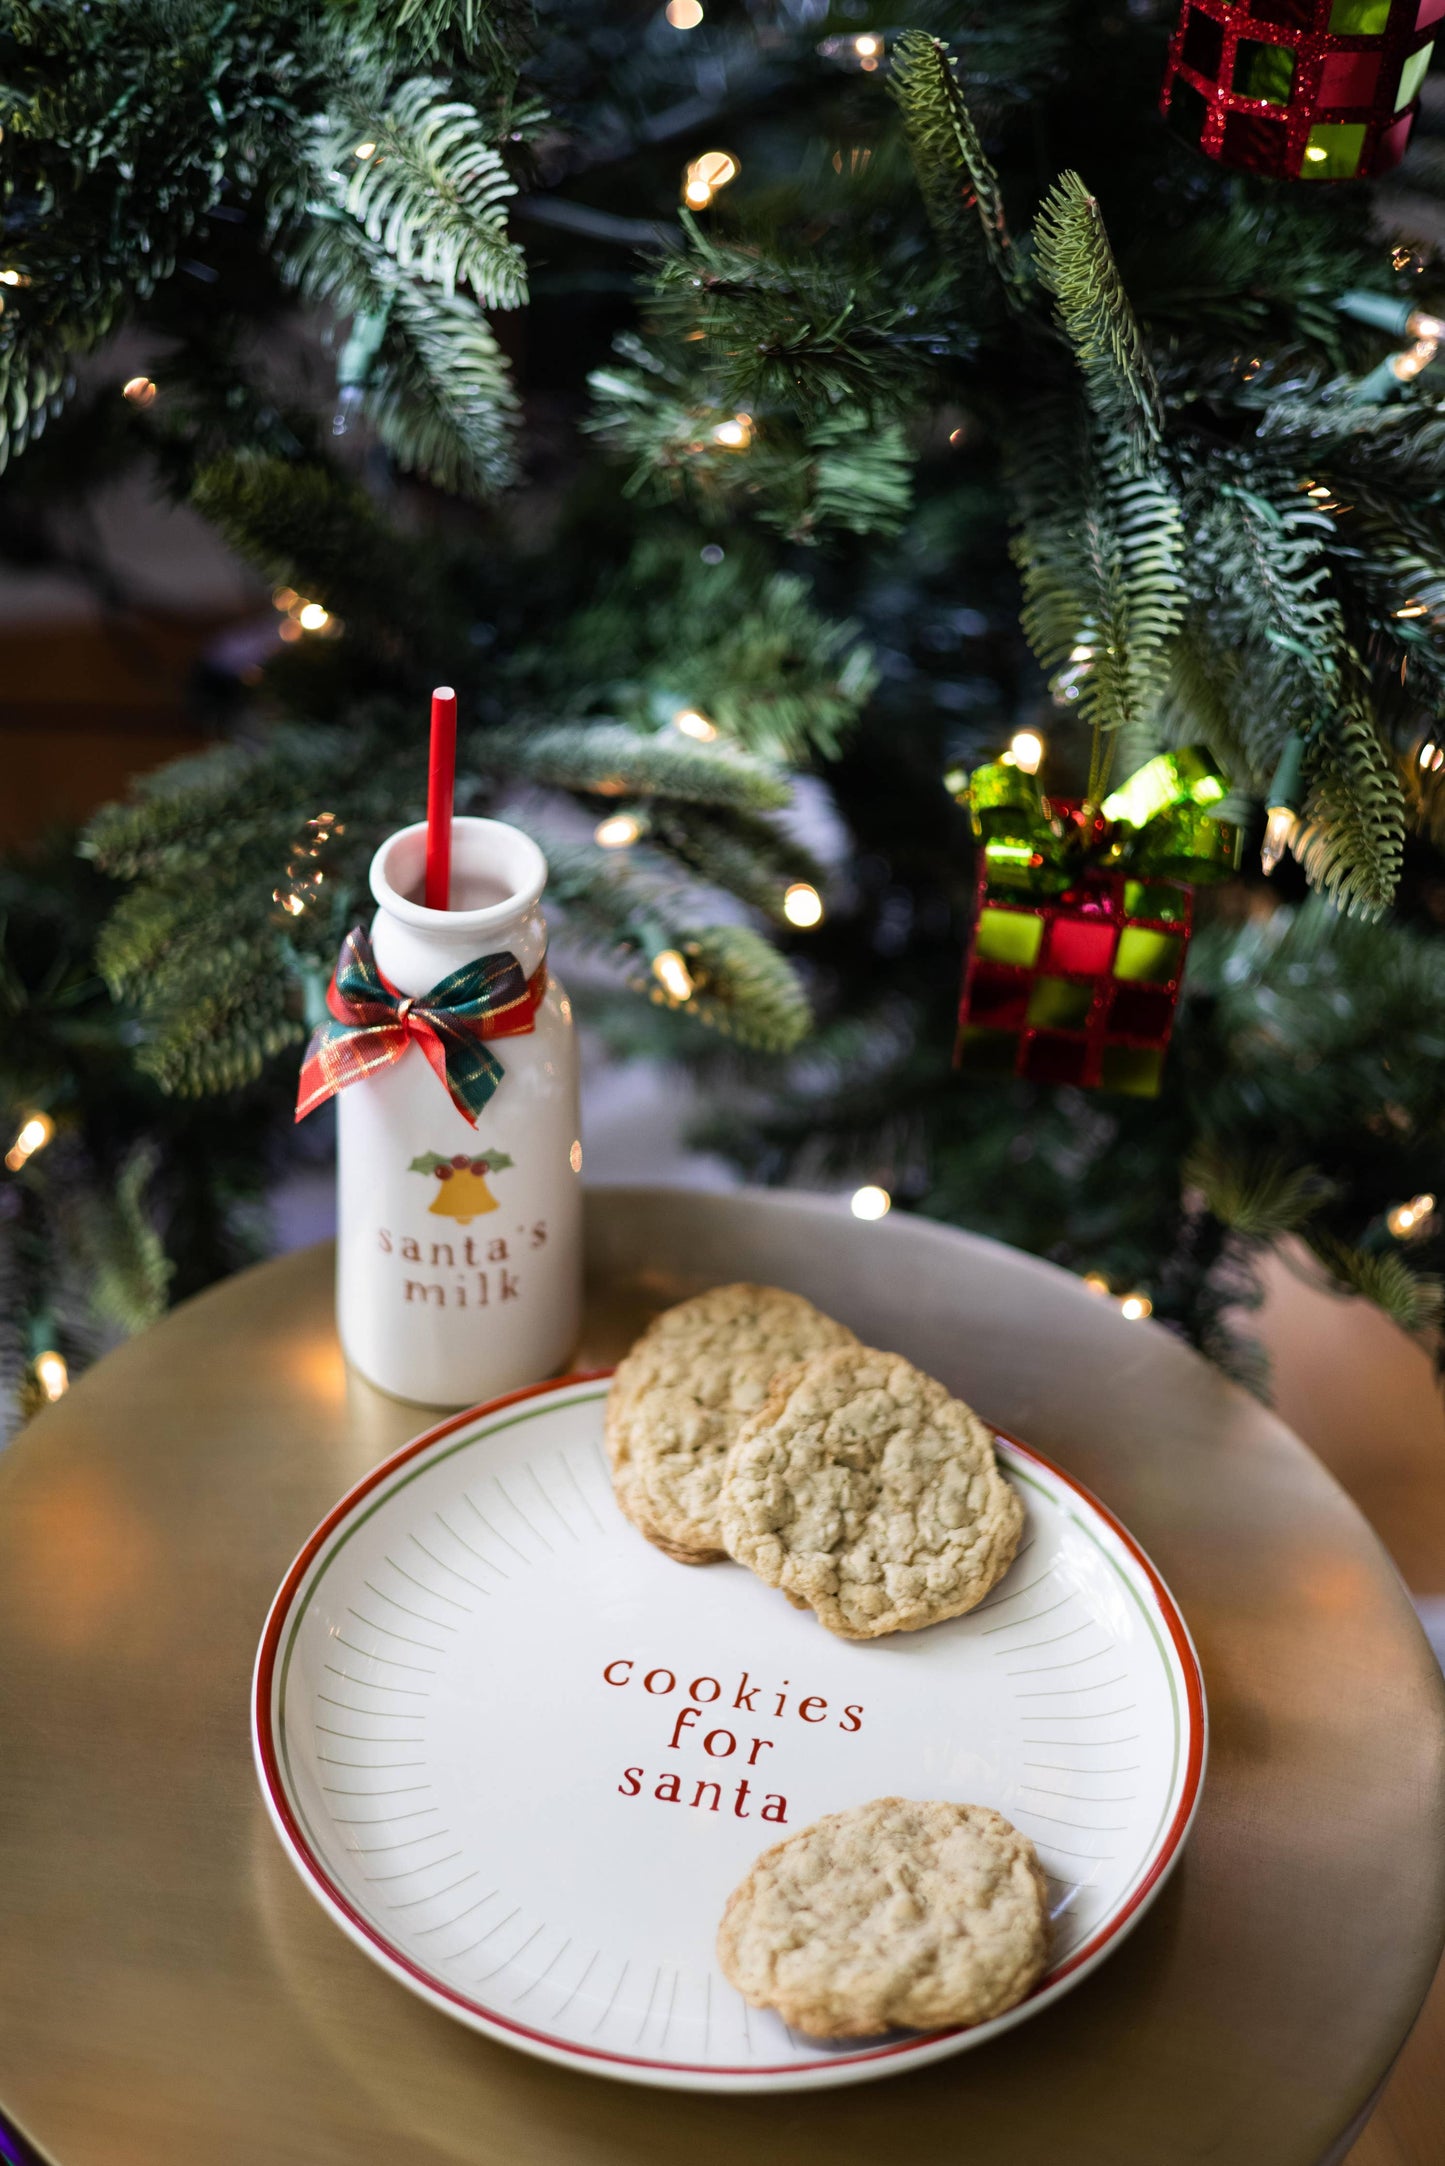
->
[[252, 1370, 1207, 2081]]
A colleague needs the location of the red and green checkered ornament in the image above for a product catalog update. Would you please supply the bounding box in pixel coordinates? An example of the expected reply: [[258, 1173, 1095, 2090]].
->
[[1162, 0, 1440, 181], [953, 747, 1241, 1098]]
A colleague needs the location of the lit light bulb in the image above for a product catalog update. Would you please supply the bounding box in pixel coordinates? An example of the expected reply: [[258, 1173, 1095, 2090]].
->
[[684, 177, 713, 208], [850, 1184, 891, 1221], [569, 1140, 583, 1173], [854, 32, 881, 67], [1082, 1271, 1110, 1297], [1408, 308, 1445, 342], [1419, 740, 1445, 774], [1393, 337, 1439, 384], [666, 0, 704, 23], [272, 586, 298, 612], [1386, 1193, 1436, 1239], [34, 1350, 68, 1401], [122, 376, 157, 407], [1394, 600, 1429, 620], [673, 707, 718, 742], [1305, 146, 1328, 164], [783, 882, 824, 929], [0, 269, 30, 287], [711, 412, 753, 449], [297, 602, 330, 632], [652, 949, 695, 1002], [354, 140, 377, 160], [692, 151, 736, 190], [1119, 1293, 1153, 1321], [5, 1112, 55, 1171], [595, 813, 643, 849], [277, 619, 303, 644], [1009, 730, 1044, 777], [1260, 805, 1297, 877]]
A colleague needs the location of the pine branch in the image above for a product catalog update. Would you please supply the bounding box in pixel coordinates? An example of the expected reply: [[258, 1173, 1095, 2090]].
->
[[649, 217, 939, 423], [1291, 695, 1406, 920], [643, 804, 820, 919], [484, 723, 792, 811], [586, 340, 911, 540], [1033, 172, 1164, 470], [312, 74, 526, 306], [286, 212, 519, 497], [1013, 417, 1186, 747], [1304, 1233, 1443, 1336], [533, 838, 810, 1050], [889, 31, 1023, 302], [681, 923, 810, 1053], [372, 279, 519, 494], [60, 1141, 174, 1335], [189, 453, 461, 651], [339, 0, 536, 67], [1184, 1141, 1332, 1237], [0, 335, 69, 476]]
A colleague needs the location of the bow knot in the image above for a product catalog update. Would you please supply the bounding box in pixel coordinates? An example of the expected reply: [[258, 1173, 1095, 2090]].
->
[[296, 926, 546, 1126], [958, 744, 1240, 895]]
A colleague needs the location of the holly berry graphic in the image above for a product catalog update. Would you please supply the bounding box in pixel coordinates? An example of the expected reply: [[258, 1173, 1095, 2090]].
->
[[409, 1148, 516, 1224]]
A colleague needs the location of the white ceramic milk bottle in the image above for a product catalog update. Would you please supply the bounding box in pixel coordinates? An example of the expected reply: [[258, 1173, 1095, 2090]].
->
[[333, 816, 582, 1405]]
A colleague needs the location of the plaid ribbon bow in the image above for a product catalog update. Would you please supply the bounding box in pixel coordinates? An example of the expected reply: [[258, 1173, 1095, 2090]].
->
[[295, 926, 546, 1126]]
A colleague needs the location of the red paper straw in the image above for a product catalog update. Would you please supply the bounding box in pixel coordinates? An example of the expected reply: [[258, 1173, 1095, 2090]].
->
[[425, 685, 457, 910]]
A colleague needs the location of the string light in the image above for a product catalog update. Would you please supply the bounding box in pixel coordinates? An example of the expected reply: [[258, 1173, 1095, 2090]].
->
[[272, 811, 346, 918], [1082, 1271, 1110, 1297], [783, 882, 824, 928], [569, 1140, 583, 1173], [0, 270, 30, 287], [1386, 1193, 1436, 1239], [673, 707, 718, 742], [682, 149, 738, 209], [711, 412, 753, 449], [33, 1350, 68, 1402], [297, 601, 330, 631], [1009, 730, 1044, 777], [595, 813, 643, 848], [1118, 1293, 1153, 1321], [5, 1112, 54, 1172], [1419, 740, 1444, 774], [1393, 336, 1438, 385], [850, 1184, 891, 1221], [652, 949, 694, 1002], [1394, 600, 1430, 620], [666, 0, 704, 23], [122, 376, 157, 407], [353, 141, 377, 160], [272, 587, 298, 612], [1260, 806, 1297, 876], [854, 32, 881, 69], [1261, 734, 1306, 877]]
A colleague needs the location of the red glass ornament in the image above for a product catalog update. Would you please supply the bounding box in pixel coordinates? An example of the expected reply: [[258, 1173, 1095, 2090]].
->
[[1161, 0, 1437, 180]]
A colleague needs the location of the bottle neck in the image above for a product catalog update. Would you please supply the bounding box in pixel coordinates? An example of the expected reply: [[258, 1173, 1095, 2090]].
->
[[364, 815, 550, 998], [369, 899, 546, 998]]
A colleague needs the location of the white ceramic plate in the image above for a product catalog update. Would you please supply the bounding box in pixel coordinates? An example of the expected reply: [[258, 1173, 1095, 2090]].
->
[[253, 1374, 1206, 2092]]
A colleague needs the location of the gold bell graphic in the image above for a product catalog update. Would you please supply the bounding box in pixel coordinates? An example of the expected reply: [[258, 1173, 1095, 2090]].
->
[[409, 1148, 515, 1226]]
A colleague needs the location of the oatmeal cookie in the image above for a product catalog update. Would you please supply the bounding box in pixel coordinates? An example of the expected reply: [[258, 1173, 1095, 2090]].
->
[[717, 1797, 1048, 2038], [605, 1283, 857, 1564], [717, 1344, 1022, 1635]]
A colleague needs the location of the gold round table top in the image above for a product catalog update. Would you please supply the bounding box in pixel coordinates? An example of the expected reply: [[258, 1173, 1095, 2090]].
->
[[1, 1185, 1443, 2166]]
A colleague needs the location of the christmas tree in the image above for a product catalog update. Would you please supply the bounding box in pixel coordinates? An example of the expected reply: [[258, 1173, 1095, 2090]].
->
[[1, 0, 1441, 1421]]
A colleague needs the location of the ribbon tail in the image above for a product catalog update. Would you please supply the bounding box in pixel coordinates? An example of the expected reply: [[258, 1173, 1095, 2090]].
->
[[410, 1014, 505, 1127]]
